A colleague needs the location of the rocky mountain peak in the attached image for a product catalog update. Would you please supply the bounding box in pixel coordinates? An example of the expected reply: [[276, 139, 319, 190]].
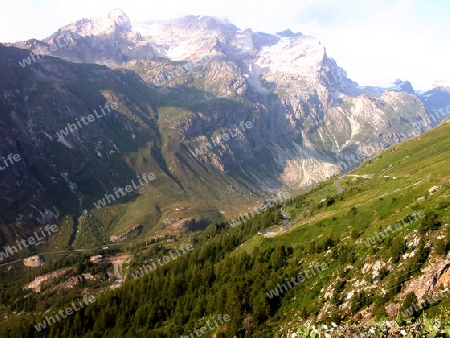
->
[[69, 8, 132, 36], [276, 29, 302, 38], [107, 8, 132, 31], [169, 15, 234, 30], [107, 8, 128, 20], [391, 79, 415, 94]]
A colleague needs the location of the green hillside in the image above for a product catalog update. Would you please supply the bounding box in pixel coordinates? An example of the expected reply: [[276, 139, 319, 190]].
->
[[2, 119, 450, 336]]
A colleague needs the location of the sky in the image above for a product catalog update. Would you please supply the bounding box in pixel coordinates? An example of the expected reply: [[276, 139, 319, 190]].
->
[[0, 0, 449, 90]]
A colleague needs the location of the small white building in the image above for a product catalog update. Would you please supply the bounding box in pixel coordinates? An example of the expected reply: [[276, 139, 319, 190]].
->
[[89, 255, 103, 263], [23, 255, 44, 267]]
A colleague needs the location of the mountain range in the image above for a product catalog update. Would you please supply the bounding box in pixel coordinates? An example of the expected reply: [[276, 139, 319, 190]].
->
[[2, 9, 449, 246], [1, 8, 450, 337]]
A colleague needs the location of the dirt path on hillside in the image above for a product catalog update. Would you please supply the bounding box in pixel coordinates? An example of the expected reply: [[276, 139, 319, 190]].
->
[[263, 175, 422, 238], [334, 177, 344, 193]]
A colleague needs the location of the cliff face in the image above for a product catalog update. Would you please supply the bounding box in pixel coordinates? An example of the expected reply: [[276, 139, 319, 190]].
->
[[113, 16, 441, 188], [1, 11, 450, 238]]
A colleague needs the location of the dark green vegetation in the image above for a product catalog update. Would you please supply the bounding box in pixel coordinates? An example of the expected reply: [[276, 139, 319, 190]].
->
[[1, 117, 450, 336]]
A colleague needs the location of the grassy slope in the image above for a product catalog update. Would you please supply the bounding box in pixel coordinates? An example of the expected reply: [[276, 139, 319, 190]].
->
[[227, 118, 450, 335]]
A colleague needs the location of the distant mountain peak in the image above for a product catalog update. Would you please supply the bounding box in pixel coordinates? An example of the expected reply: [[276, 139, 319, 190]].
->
[[65, 8, 132, 36], [389, 79, 414, 94], [276, 29, 302, 38], [103, 8, 131, 32], [107, 8, 128, 19]]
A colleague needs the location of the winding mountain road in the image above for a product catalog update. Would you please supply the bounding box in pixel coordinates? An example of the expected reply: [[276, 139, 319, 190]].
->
[[334, 177, 344, 193]]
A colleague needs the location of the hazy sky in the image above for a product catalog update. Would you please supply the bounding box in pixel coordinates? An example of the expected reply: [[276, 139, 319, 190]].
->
[[1, 0, 449, 90]]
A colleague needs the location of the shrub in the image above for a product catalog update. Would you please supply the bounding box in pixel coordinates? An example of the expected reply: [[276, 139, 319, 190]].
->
[[351, 228, 360, 239], [435, 240, 446, 256], [391, 236, 406, 263], [400, 292, 421, 319], [419, 211, 441, 233], [378, 266, 389, 280]]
